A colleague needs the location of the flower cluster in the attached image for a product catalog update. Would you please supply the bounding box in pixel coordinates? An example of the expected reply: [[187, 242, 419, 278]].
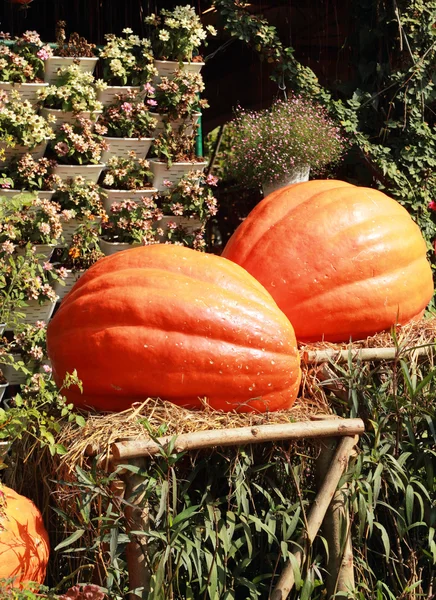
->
[[101, 152, 153, 190], [152, 122, 200, 166], [229, 96, 346, 187], [37, 64, 105, 114], [10, 322, 48, 365], [101, 197, 161, 245], [159, 170, 218, 220], [0, 193, 63, 247], [160, 223, 207, 251], [145, 5, 216, 63], [99, 29, 157, 86], [58, 221, 104, 272], [0, 30, 52, 83], [152, 70, 208, 120], [99, 90, 157, 138], [54, 176, 105, 219], [54, 21, 96, 58], [0, 90, 54, 149], [50, 118, 108, 165], [1, 154, 61, 191]]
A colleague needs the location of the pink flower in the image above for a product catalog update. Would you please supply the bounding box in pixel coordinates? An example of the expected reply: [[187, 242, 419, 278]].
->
[[1, 240, 14, 254], [121, 102, 133, 113], [43, 261, 53, 271], [42, 364, 52, 373], [146, 99, 157, 107], [37, 47, 50, 61], [428, 200, 436, 211], [163, 179, 173, 188], [1, 181, 11, 189], [206, 174, 219, 186]]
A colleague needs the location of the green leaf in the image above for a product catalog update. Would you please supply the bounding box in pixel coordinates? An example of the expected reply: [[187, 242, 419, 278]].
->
[[54, 528, 86, 551]]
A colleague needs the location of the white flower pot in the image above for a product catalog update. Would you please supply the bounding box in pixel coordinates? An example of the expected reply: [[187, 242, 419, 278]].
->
[[150, 112, 201, 136], [21, 298, 57, 326], [97, 85, 141, 107], [262, 165, 311, 197], [54, 269, 85, 301], [0, 82, 49, 107], [0, 189, 55, 200], [101, 137, 154, 162], [149, 159, 207, 192], [99, 237, 140, 256], [153, 59, 204, 80], [102, 188, 157, 215], [0, 382, 8, 402], [44, 56, 99, 84], [61, 216, 101, 245], [155, 216, 203, 240], [53, 163, 105, 185], [15, 243, 55, 261], [0, 355, 28, 385], [0, 139, 47, 165], [40, 108, 102, 133]]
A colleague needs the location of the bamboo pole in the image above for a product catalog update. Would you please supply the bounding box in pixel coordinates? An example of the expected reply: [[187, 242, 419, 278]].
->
[[122, 458, 150, 600], [316, 438, 355, 598], [270, 435, 358, 600], [111, 418, 365, 460], [302, 346, 428, 364]]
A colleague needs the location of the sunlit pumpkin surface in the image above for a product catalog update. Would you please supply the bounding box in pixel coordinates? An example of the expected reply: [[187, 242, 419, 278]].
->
[[47, 245, 301, 413], [0, 486, 50, 587], [222, 180, 434, 342]]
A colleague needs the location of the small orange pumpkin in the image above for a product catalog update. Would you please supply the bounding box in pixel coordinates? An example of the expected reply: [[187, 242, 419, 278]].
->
[[0, 485, 50, 587], [222, 180, 434, 342], [47, 245, 301, 413]]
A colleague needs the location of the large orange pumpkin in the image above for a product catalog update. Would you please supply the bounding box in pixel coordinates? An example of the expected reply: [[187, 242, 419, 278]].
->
[[0, 485, 50, 587], [47, 245, 301, 412], [222, 180, 434, 342]]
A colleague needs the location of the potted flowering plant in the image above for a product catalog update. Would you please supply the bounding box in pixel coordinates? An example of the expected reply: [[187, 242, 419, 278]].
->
[[38, 64, 105, 131], [98, 91, 157, 162], [0, 30, 52, 105], [99, 151, 156, 213], [0, 154, 61, 198], [0, 193, 63, 257], [229, 96, 345, 196], [99, 197, 161, 255], [44, 21, 98, 84], [53, 222, 103, 300], [0, 247, 63, 330], [53, 177, 105, 244], [48, 118, 108, 183], [144, 5, 217, 75], [149, 122, 207, 190], [155, 170, 218, 245], [97, 29, 157, 106], [0, 90, 54, 164], [0, 321, 51, 386], [149, 70, 208, 134]]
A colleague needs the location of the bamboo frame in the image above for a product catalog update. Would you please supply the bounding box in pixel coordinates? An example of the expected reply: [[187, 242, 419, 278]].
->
[[111, 418, 364, 461], [302, 346, 428, 364]]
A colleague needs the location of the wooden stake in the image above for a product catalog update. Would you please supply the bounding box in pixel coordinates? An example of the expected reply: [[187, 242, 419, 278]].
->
[[302, 346, 428, 364], [111, 418, 364, 461], [316, 438, 355, 598], [122, 458, 150, 600], [270, 435, 357, 600]]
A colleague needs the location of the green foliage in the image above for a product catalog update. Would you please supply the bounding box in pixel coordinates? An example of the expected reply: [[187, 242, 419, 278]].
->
[[214, 0, 436, 253]]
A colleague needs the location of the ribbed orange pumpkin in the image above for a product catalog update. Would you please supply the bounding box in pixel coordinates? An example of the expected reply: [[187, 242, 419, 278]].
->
[[222, 180, 434, 342], [0, 485, 50, 587], [47, 245, 301, 412]]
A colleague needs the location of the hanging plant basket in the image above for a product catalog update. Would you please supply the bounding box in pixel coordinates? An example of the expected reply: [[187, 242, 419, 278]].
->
[[153, 59, 204, 80], [40, 108, 102, 133], [54, 269, 85, 301], [101, 137, 154, 163], [0, 82, 49, 108], [97, 85, 141, 107], [61, 216, 102, 246], [44, 56, 99, 84], [0, 139, 48, 165], [149, 112, 201, 136], [98, 238, 140, 256], [149, 159, 207, 192], [155, 216, 203, 240], [102, 188, 157, 215], [53, 163, 105, 185]]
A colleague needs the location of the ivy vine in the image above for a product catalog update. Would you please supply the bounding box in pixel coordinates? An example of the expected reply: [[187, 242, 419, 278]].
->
[[214, 0, 436, 251]]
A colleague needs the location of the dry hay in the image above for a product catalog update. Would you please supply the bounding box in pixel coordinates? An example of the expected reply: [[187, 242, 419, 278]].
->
[[53, 317, 436, 475]]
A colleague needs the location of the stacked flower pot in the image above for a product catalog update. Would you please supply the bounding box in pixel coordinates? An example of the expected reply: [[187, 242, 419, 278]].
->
[[0, 13, 218, 400]]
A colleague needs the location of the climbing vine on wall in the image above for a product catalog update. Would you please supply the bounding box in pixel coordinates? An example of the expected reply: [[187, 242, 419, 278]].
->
[[214, 0, 436, 252]]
